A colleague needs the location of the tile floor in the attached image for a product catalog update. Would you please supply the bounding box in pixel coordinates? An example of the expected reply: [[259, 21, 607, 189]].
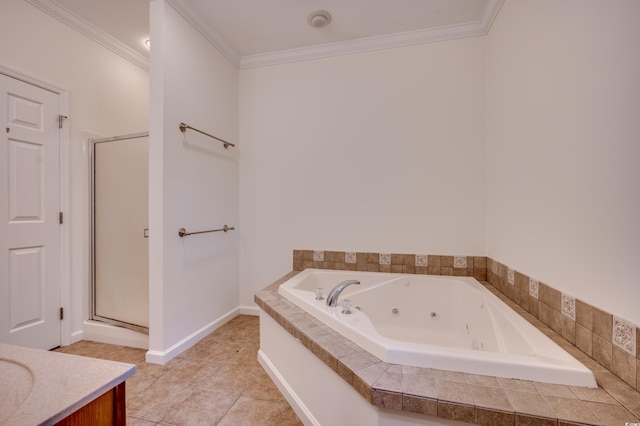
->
[[55, 315, 303, 426]]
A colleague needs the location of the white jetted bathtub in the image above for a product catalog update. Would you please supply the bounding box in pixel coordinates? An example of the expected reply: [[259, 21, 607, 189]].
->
[[278, 269, 596, 387]]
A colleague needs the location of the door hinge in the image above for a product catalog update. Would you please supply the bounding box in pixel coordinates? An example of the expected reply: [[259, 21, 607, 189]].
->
[[59, 307, 64, 320], [59, 211, 63, 224], [58, 115, 68, 129]]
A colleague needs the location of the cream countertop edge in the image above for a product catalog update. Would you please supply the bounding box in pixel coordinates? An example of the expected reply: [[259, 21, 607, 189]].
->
[[0, 343, 135, 426]]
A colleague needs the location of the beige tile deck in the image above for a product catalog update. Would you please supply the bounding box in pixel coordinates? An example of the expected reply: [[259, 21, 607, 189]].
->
[[256, 271, 640, 426], [55, 315, 302, 426]]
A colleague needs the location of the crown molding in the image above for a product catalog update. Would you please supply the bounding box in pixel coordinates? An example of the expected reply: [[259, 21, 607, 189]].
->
[[26, 0, 149, 72], [27, 0, 503, 72], [167, 0, 241, 68], [240, 20, 483, 69], [479, 0, 505, 31], [240, 0, 505, 69]]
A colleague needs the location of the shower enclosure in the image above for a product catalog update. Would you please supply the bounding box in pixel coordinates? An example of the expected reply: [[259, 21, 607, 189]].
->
[[90, 132, 149, 333]]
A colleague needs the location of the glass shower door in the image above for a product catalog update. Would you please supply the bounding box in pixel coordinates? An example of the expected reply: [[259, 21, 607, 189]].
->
[[91, 133, 149, 332]]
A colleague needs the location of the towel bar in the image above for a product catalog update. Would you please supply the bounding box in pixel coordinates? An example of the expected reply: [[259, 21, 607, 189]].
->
[[178, 225, 235, 237]]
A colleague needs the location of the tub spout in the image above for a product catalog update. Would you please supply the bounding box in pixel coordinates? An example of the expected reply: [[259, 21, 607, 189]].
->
[[326, 280, 360, 307]]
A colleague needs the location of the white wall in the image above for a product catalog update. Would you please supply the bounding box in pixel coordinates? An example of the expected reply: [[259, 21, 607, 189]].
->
[[148, 0, 239, 361], [486, 0, 640, 324], [239, 38, 487, 307], [9, 0, 635, 357], [0, 0, 149, 343]]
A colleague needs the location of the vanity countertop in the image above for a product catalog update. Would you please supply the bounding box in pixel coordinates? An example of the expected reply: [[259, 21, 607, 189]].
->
[[0, 342, 135, 426]]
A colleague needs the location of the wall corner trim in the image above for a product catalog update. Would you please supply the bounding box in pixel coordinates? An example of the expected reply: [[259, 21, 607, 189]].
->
[[25, 0, 149, 72], [144, 306, 241, 365]]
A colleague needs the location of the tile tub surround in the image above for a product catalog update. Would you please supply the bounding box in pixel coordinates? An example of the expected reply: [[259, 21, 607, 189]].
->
[[293, 250, 487, 281], [486, 258, 640, 393], [256, 271, 640, 425], [295, 250, 640, 393]]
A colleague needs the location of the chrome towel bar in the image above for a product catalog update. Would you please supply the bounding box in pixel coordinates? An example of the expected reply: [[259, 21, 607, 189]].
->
[[179, 122, 235, 149], [178, 225, 235, 237]]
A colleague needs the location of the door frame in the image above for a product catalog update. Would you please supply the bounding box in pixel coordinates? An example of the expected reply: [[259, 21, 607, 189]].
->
[[0, 64, 71, 347]]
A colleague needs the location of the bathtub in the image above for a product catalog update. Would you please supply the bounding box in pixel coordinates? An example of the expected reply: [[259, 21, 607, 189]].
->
[[278, 269, 597, 387]]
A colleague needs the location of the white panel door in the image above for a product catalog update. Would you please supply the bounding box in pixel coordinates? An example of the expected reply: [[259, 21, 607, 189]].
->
[[0, 74, 61, 350]]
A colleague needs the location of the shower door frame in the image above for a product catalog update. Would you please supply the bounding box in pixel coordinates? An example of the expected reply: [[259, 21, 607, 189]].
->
[[89, 132, 149, 334]]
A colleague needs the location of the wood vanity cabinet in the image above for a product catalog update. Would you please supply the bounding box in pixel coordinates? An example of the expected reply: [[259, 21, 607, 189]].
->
[[55, 382, 126, 426]]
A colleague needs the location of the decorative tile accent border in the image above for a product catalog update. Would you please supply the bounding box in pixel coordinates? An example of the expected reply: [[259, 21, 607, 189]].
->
[[613, 316, 636, 356], [486, 257, 639, 391], [292, 250, 486, 281], [562, 293, 576, 320], [313, 250, 324, 262], [345, 252, 357, 264], [453, 256, 467, 268], [529, 278, 539, 299], [415, 254, 428, 267]]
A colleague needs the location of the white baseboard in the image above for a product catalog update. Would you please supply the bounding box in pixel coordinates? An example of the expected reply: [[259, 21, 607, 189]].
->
[[238, 304, 260, 316], [82, 320, 149, 349], [145, 306, 240, 364], [69, 329, 84, 345], [258, 349, 318, 426], [80, 306, 259, 364]]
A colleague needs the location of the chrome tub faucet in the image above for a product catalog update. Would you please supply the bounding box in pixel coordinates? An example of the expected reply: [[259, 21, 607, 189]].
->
[[326, 280, 360, 307]]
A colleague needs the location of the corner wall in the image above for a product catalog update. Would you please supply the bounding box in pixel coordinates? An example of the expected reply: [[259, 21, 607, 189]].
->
[[239, 37, 487, 307], [148, 0, 239, 362], [486, 0, 640, 325]]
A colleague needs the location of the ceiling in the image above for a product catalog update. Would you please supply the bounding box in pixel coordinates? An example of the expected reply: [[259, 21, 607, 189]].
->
[[28, 0, 503, 69]]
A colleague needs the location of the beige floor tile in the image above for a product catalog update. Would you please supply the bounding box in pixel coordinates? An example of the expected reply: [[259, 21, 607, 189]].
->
[[127, 381, 194, 422], [159, 389, 238, 426], [228, 340, 261, 366], [60, 341, 146, 364], [55, 340, 110, 358], [276, 407, 305, 426], [207, 326, 259, 344], [109, 347, 147, 364], [179, 341, 211, 359], [206, 321, 253, 339], [126, 376, 157, 401], [217, 396, 288, 426], [189, 341, 246, 363], [55, 315, 303, 425], [134, 360, 177, 381], [156, 358, 221, 386], [126, 416, 158, 426], [241, 368, 286, 402], [191, 362, 262, 395]]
